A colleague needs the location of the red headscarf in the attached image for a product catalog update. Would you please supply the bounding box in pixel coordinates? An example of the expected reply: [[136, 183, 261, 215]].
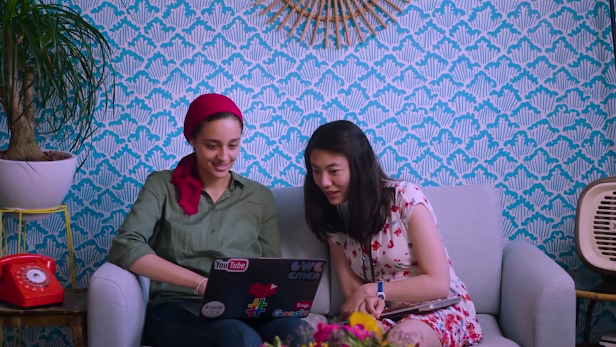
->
[[170, 93, 243, 215]]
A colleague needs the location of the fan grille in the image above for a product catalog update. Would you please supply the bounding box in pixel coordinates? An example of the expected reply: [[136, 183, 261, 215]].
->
[[593, 190, 616, 261]]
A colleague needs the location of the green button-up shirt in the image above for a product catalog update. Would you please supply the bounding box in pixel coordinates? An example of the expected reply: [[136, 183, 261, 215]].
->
[[107, 170, 281, 306]]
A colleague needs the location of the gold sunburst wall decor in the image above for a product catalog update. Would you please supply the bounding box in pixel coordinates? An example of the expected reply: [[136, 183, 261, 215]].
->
[[254, 0, 410, 49]]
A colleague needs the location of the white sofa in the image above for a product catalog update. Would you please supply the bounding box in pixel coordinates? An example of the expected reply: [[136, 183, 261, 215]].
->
[[87, 184, 576, 347]]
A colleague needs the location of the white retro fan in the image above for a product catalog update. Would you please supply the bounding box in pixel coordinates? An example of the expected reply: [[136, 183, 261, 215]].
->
[[575, 177, 616, 277]]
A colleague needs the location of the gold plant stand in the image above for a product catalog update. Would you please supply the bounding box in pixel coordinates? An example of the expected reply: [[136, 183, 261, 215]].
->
[[0, 204, 77, 288]]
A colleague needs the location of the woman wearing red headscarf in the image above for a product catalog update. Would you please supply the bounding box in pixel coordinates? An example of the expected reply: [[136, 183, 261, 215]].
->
[[108, 94, 312, 347]]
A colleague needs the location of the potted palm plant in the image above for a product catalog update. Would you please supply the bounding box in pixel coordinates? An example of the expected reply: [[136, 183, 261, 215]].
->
[[0, 0, 115, 217]]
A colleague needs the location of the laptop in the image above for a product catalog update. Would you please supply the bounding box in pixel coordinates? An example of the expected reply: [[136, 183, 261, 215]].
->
[[183, 257, 326, 320], [333, 296, 462, 325]]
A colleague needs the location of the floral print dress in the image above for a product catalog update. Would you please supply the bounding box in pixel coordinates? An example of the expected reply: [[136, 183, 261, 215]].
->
[[329, 180, 484, 347]]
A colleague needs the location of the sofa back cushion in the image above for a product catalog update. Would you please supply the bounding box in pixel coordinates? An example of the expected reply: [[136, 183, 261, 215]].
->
[[272, 187, 331, 315], [272, 184, 504, 317], [421, 184, 503, 315]]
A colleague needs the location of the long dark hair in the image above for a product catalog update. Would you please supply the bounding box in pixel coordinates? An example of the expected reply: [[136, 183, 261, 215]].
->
[[303, 120, 393, 245]]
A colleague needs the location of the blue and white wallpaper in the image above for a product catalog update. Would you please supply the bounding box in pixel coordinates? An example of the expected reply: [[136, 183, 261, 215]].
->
[[1, 0, 616, 345]]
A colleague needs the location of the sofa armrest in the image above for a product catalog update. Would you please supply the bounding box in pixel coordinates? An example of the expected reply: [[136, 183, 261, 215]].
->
[[499, 241, 576, 347], [87, 262, 150, 347]]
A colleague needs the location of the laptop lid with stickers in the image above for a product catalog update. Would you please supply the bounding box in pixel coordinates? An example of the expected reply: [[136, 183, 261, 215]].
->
[[197, 257, 326, 320]]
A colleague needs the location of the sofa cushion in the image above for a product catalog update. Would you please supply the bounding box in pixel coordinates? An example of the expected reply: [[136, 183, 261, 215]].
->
[[273, 184, 504, 317], [476, 314, 519, 346], [422, 184, 503, 315], [272, 187, 331, 316], [327, 184, 504, 316]]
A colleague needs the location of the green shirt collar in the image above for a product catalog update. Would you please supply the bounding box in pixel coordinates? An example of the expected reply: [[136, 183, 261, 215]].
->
[[230, 171, 248, 190]]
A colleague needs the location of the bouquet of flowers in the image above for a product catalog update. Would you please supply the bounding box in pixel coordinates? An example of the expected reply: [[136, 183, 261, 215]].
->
[[262, 311, 414, 347]]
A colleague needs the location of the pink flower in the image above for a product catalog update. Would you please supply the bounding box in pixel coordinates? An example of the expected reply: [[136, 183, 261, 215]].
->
[[314, 323, 340, 342], [342, 325, 371, 341]]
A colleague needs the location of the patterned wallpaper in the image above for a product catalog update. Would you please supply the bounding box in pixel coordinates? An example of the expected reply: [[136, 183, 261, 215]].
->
[[1, 0, 616, 345]]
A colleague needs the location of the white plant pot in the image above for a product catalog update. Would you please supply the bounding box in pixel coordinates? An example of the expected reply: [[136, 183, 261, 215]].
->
[[0, 152, 77, 220]]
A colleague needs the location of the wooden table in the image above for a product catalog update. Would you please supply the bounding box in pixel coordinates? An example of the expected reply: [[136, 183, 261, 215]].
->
[[567, 267, 616, 347], [0, 288, 87, 347]]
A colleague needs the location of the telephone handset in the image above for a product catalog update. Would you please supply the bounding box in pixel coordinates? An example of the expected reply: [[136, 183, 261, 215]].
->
[[0, 253, 64, 308]]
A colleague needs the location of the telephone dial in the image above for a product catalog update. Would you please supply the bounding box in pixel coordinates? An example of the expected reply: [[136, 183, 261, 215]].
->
[[0, 253, 64, 308]]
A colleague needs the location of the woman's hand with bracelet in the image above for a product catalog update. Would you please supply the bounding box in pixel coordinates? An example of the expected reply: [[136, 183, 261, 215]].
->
[[340, 282, 379, 318], [196, 277, 208, 296]]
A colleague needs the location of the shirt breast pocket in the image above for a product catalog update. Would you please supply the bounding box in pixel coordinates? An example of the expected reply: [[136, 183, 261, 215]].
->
[[222, 197, 263, 241], [217, 213, 260, 254], [154, 217, 202, 258]]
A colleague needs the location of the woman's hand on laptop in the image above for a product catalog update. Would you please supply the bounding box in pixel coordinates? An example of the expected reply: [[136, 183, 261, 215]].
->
[[360, 296, 386, 319], [129, 254, 211, 295]]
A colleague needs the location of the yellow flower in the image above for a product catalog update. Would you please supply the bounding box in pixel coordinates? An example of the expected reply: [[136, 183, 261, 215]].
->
[[380, 341, 414, 347], [349, 311, 381, 335], [302, 343, 327, 347]]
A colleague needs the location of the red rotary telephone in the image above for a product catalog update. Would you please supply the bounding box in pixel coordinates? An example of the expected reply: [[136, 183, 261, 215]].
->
[[0, 253, 64, 308]]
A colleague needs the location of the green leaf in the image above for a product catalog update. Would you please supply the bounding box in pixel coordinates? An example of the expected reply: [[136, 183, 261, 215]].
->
[[0, 0, 116, 164], [262, 336, 284, 347]]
